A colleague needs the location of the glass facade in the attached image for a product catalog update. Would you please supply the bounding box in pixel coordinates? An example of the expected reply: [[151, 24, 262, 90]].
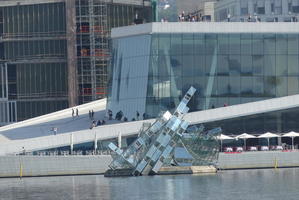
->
[[108, 32, 299, 120], [0, 3, 68, 121], [215, 0, 299, 22], [202, 107, 299, 146]]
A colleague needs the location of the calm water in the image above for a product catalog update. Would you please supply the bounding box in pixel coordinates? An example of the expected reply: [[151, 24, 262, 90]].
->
[[0, 168, 298, 200]]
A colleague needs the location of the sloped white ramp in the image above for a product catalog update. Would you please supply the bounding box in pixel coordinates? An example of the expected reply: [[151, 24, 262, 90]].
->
[[1, 94, 299, 155]]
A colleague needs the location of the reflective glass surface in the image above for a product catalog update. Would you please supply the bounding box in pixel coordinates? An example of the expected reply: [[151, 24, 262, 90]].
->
[[202, 107, 299, 136], [108, 33, 299, 119]]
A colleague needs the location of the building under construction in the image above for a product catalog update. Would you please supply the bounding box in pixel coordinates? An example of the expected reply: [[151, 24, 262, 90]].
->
[[0, 0, 152, 123]]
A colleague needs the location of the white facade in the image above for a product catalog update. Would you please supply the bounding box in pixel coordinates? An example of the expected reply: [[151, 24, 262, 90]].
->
[[2, 94, 299, 155]]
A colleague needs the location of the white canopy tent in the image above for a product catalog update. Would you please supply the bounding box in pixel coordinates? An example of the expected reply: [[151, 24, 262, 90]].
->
[[235, 133, 256, 150], [282, 131, 299, 150], [258, 132, 280, 147], [216, 134, 234, 151]]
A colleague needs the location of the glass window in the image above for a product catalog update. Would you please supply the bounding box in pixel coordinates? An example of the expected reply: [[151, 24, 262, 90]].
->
[[205, 34, 217, 55], [182, 55, 194, 77], [228, 55, 241, 75], [264, 76, 277, 97], [276, 76, 287, 97], [182, 34, 193, 55], [217, 55, 229, 75], [288, 55, 299, 75], [241, 55, 253, 75], [158, 34, 170, 55], [194, 34, 205, 55], [194, 76, 206, 97], [218, 34, 229, 55], [241, 36, 252, 55], [229, 76, 240, 95], [253, 77, 264, 95], [264, 34, 276, 54], [217, 76, 229, 96], [193, 55, 205, 76], [288, 34, 299, 55], [151, 34, 159, 56], [276, 55, 287, 76], [170, 34, 182, 55], [205, 55, 217, 76], [229, 97, 240, 106], [276, 35, 288, 55], [241, 77, 253, 96], [252, 36, 263, 55], [229, 34, 240, 55], [288, 77, 299, 95], [264, 55, 276, 76]]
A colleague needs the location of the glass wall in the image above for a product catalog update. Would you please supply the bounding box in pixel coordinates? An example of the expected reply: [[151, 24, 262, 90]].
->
[[1, 3, 68, 121], [202, 107, 299, 135], [145, 33, 299, 118]]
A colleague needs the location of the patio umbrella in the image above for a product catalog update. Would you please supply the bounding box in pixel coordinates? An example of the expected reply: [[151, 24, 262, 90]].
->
[[216, 134, 234, 151], [282, 131, 299, 150], [258, 132, 280, 147], [235, 133, 256, 150]]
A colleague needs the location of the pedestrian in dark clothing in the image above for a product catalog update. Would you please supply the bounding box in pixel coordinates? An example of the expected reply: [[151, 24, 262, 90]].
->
[[116, 111, 123, 120], [143, 113, 146, 120], [52, 127, 57, 135], [22, 147, 26, 155], [108, 109, 112, 120], [91, 110, 94, 119], [89, 110, 91, 120], [136, 111, 140, 120], [76, 108, 79, 117], [72, 109, 74, 119]]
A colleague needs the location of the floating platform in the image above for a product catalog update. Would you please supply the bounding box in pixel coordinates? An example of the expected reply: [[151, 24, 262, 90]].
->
[[104, 168, 134, 177], [104, 165, 217, 177], [157, 166, 217, 175]]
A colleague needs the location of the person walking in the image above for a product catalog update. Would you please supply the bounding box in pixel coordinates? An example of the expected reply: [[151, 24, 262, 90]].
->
[[227, 13, 231, 22], [53, 127, 58, 135], [91, 110, 94, 120], [76, 108, 79, 117], [72, 108, 74, 119]]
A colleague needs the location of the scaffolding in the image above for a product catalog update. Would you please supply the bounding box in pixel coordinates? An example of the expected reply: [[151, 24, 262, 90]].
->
[[76, 0, 109, 103]]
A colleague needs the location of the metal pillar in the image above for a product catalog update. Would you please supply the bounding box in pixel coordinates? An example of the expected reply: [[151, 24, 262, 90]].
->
[[70, 133, 74, 153], [66, 0, 78, 107]]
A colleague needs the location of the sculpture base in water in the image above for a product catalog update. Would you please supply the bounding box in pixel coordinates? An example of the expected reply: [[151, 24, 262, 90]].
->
[[104, 165, 217, 177]]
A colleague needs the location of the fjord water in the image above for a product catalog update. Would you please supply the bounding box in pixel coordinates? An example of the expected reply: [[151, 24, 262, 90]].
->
[[0, 168, 298, 200]]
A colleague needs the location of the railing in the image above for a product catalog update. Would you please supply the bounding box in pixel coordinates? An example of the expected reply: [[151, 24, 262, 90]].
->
[[17, 150, 113, 156], [1, 31, 66, 39]]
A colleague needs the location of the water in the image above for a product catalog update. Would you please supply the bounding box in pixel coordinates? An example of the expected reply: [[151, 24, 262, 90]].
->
[[0, 168, 299, 200]]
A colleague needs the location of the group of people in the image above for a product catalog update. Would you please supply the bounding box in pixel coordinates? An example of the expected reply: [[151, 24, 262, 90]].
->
[[178, 11, 201, 22], [88, 110, 94, 120], [90, 119, 106, 129], [108, 110, 148, 122]]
